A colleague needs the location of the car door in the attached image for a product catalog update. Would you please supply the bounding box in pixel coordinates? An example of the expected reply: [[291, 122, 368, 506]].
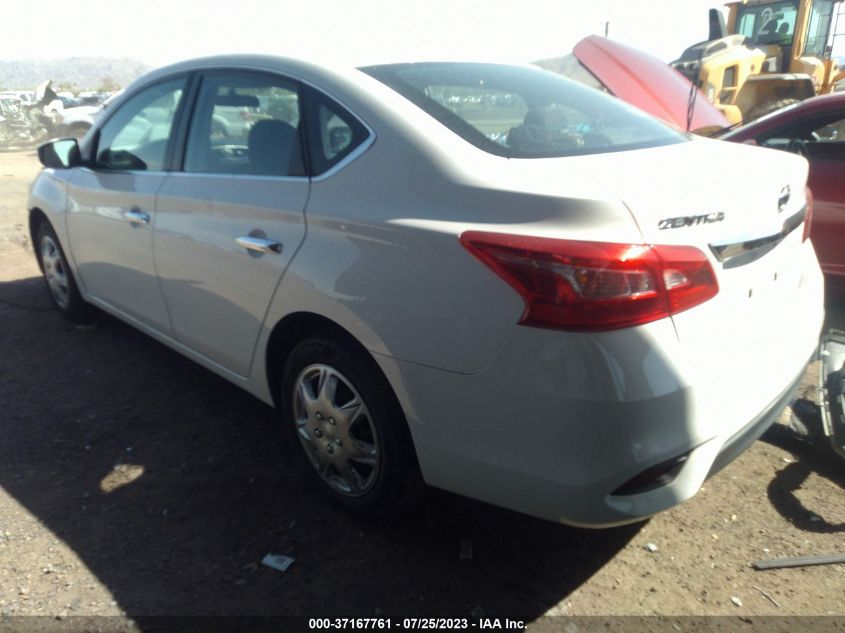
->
[[65, 77, 187, 333], [153, 70, 309, 376]]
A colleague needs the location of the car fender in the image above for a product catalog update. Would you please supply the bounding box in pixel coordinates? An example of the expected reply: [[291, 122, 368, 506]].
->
[[28, 171, 75, 271]]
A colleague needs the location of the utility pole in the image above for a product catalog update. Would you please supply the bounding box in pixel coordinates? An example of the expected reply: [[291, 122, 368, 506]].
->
[[604, 20, 610, 37]]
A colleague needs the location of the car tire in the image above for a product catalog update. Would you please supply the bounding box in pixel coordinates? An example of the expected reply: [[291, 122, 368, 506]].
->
[[35, 221, 90, 321], [281, 333, 424, 513]]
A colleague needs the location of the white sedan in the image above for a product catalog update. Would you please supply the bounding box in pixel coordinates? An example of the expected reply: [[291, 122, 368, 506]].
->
[[28, 55, 823, 526]]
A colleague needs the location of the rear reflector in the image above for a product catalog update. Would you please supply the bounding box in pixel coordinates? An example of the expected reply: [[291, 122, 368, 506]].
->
[[612, 452, 690, 496], [804, 187, 814, 243], [460, 232, 718, 331]]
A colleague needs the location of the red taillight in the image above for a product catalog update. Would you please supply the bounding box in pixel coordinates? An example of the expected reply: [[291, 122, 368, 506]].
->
[[460, 232, 719, 332], [803, 187, 814, 243]]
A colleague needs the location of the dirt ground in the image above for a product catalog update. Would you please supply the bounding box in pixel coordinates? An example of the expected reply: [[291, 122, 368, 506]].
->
[[1, 149, 844, 627]]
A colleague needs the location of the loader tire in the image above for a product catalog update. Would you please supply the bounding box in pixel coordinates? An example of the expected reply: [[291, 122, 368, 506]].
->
[[746, 98, 800, 122]]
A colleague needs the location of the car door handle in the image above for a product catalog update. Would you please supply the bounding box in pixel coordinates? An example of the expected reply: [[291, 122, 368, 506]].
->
[[124, 209, 150, 224], [236, 236, 283, 254]]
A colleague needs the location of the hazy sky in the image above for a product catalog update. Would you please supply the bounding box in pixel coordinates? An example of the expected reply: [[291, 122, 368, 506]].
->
[[1, 0, 725, 68]]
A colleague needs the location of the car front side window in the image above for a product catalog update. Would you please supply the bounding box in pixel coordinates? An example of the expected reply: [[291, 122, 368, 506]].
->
[[95, 78, 186, 172], [810, 116, 845, 143], [759, 113, 845, 154]]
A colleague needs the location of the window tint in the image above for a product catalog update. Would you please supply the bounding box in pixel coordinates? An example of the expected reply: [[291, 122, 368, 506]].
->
[[304, 88, 370, 175], [362, 63, 685, 159], [184, 73, 304, 176], [96, 79, 185, 171]]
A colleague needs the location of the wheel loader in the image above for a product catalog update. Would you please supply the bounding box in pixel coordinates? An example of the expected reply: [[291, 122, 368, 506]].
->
[[671, 0, 845, 124]]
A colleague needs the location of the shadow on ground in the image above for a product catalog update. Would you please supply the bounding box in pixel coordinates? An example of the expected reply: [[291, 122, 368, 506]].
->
[[763, 404, 845, 533], [758, 285, 845, 532], [0, 276, 642, 620]]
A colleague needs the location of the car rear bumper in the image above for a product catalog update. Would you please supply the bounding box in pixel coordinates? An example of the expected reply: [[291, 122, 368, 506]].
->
[[706, 365, 805, 480], [377, 245, 824, 526]]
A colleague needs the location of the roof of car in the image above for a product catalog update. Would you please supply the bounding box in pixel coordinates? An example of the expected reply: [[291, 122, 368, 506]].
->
[[137, 54, 348, 83], [722, 91, 845, 139]]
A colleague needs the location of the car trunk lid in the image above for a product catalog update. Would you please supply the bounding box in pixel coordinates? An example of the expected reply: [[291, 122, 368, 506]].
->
[[489, 137, 813, 343]]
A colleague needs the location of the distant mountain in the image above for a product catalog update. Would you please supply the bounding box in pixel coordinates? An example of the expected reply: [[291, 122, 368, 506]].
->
[[0, 57, 151, 91]]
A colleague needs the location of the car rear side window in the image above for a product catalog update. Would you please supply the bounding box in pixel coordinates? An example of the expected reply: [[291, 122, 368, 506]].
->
[[362, 62, 686, 159], [184, 72, 305, 177], [95, 78, 186, 172], [302, 86, 370, 176]]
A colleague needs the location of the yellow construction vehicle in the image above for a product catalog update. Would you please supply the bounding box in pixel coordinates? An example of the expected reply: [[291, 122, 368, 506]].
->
[[671, 0, 845, 124]]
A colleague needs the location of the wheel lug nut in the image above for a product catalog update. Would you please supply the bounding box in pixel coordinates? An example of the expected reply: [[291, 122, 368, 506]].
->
[[335, 438, 342, 446], [314, 429, 322, 437], [329, 418, 336, 425], [326, 444, 334, 454], [316, 412, 323, 420]]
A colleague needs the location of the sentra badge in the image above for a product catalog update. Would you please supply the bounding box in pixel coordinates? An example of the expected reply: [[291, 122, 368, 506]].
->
[[658, 212, 725, 230]]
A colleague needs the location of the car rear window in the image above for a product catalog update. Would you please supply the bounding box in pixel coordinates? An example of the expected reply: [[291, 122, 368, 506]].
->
[[361, 62, 686, 158]]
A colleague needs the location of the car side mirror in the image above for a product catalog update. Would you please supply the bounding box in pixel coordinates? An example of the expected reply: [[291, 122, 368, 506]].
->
[[37, 138, 80, 169]]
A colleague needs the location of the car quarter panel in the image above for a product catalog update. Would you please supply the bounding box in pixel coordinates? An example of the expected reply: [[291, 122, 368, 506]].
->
[[254, 148, 644, 378]]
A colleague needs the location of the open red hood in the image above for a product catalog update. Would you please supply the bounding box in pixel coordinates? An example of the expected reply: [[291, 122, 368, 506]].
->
[[573, 35, 729, 133]]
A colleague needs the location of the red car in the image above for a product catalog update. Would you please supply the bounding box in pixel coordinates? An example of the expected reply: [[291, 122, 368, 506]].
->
[[539, 35, 730, 133], [558, 36, 845, 283], [719, 93, 845, 283]]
